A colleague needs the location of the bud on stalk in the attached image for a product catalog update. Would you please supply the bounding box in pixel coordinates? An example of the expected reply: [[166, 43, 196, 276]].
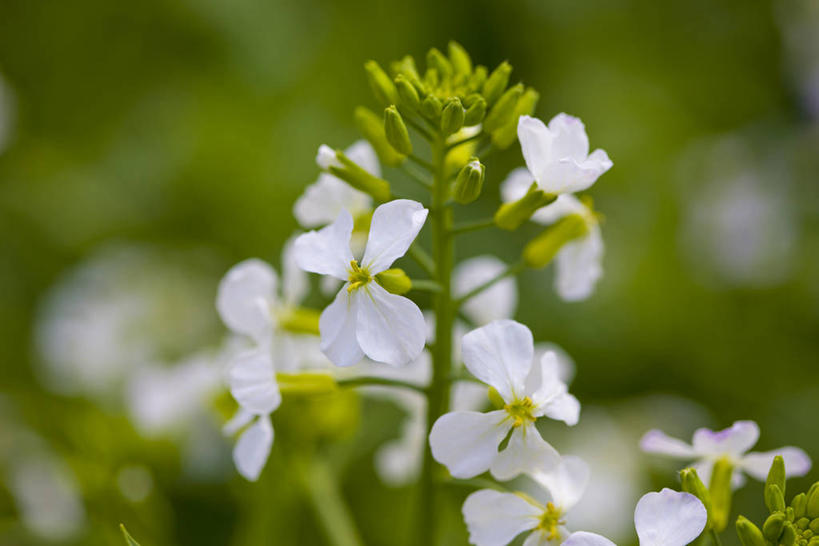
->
[[384, 106, 413, 155], [452, 158, 484, 204]]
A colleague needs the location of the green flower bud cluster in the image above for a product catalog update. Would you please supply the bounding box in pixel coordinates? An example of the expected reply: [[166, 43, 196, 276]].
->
[[736, 456, 819, 546]]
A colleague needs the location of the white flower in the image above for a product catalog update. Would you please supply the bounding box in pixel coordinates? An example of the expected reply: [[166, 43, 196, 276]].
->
[[517, 114, 612, 195], [640, 420, 811, 488], [502, 173, 603, 302], [429, 320, 580, 480], [562, 488, 707, 546], [294, 140, 379, 228], [462, 455, 590, 546], [454, 255, 519, 325], [294, 199, 429, 367]]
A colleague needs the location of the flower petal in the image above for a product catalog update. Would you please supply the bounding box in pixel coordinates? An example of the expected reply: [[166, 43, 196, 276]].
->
[[692, 420, 759, 457], [293, 174, 373, 229], [547, 113, 590, 162], [361, 199, 428, 274], [454, 256, 518, 325], [530, 194, 587, 226], [345, 140, 381, 177], [741, 447, 812, 480], [462, 489, 541, 546], [490, 422, 560, 481], [318, 286, 365, 367], [562, 531, 617, 546], [228, 349, 281, 414], [531, 455, 590, 510], [530, 352, 579, 425], [293, 210, 354, 279], [429, 410, 510, 479], [521, 531, 557, 546], [518, 115, 553, 184], [640, 430, 698, 459], [223, 407, 255, 436], [500, 167, 536, 204], [554, 225, 603, 302], [634, 489, 707, 546], [355, 283, 426, 366], [461, 320, 534, 402], [216, 259, 276, 342], [233, 415, 273, 481], [281, 236, 309, 306]]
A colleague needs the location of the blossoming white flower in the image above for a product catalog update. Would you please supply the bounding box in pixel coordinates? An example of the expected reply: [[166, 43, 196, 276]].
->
[[517, 114, 612, 195], [640, 420, 811, 488], [293, 140, 378, 228], [294, 199, 429, 367], [562, 488, 708, 546], [462, 455, 590, 546], [429, 320, 580, 480], [502, 172, 603, 302], [454, 255, 518, 325]]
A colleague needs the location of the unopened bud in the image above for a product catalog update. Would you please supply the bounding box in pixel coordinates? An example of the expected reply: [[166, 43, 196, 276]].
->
[[277, 307, 321, 336], [448, 41, 472, 77], [328, 149, 391, 202], [523, 214, 588, 268], [316, 144, 343, 170], [766, 484, 786, 513], [482, 61, 512, 106], [483, 83, 523, 132], [354, 106, 405, 167], [491, 87, 540, 149], [375, 268, 412, 295], [427, 47, 452, 81], [793, 493, 808, 519], [452, 158, 484, 204], [384, 106, 413, 155], [736, 516, 766, 546], [365, 60, 399, 106], [464, 96, 487, 126], [767, 455, 787, 498], [494, 181, 556, 230], [808, 482, 819, 518], [764, 513, 786, 541], [395, 75, 421, 111], [441, 98, 465, 135], [391, 55, 420, 80], [421, 94, 443, 120], [469, 66, 488, 93], [781, 522, 797, 546], [680, 468, 712, 526], [424, 67, 440, 89]]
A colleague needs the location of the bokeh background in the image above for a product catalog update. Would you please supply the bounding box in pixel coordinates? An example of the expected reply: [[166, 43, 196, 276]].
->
[[1, 0, 818, 544]]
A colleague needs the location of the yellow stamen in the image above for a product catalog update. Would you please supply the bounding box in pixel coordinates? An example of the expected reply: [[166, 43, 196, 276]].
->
[[504, 396, 536, 427], [347, 260, 372, 293], [537, 502, 564, 541]]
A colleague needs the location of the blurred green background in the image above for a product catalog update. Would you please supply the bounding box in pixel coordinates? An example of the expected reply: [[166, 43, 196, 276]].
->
[[1, 0, 818, 544]]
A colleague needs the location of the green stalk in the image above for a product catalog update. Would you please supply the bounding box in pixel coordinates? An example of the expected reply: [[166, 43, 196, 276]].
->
[[299, 456, 363, 546]]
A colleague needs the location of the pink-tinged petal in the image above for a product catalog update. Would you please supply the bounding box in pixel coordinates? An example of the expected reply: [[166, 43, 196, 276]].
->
[[692, 420, 759, 457], [355, 283, 426, 367], [462, 489, 541, 546], [361, 199, 428, 274], [228, 350, 281, 414], [490, 422, 560, 481], [233, 415, 273, 481], [640, 430, 697, 459], [429, 410, 510, 479], [293, 210, 355, 279], [461, 320, 534, 402], [741, 447, 812, 480], [318, 287, 365, 367], [216, 259, 277, 342], [634, 489, 707, 546], [562, 532, 617, 546], [531, 455, 590, 510]]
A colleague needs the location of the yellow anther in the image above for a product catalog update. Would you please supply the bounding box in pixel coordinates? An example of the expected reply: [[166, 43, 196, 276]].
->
[[537, 502, 565, 541], [347, 260, 372, 292], [504, 396, 536, 428]]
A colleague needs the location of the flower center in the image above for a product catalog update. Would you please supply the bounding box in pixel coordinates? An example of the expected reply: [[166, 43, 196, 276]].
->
[[347, 260, 372, 293], [536, 502, 564, 541], [504, 396, 536, 427]]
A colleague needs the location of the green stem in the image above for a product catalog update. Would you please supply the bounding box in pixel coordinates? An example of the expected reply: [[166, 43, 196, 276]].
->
[[410, 279, 442, 293], [446, 132, 486, 151], [710, 529, 722, 546], [400, 163, 434, 189], [407, 153, 434, 171], [450, 217, 495, 235], [407, 244, 436, 277], [454, 260, 525, 307], [336, 376, 426, 393], [299, 456, 363, 546]]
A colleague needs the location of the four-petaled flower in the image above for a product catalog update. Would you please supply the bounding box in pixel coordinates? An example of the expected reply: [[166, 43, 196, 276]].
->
[[294, 199, 429, 367], [429, 320, 580, 480], [640, 420, 811, 488]]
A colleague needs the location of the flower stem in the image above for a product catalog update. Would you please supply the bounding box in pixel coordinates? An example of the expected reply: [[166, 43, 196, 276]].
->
[[298, 455, 363, 546], [710, 529, 723, 546], [450, 217, 495, 235], [410, 279, 442, 293], [336, 376, 426, 393], [454, 260, 525, 307], [407, 243, 436, 277]]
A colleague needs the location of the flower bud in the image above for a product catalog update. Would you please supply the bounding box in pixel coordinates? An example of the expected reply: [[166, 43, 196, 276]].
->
[[328, 148, 392, 202], [808, 483, 819, 518], [452, 158, 484, 204], [736, 516, 766, 546], [491, 87, 540, 149], [395, 75, 421, 111], [448, 41, 472, 77], [709, 458, 734, 532], [441, 97, 465, 135], [316, 144, 343, 170], [781, 522, 797, 546], [680, 468, 712, 526], [793, 493, 808, 519], [482, 61, 512, 106], [277, 372, 337, 396], [354, 106, 405, 167], [277, 307, 321, 336], [523, 214, 588, 268], [427, 47, 452, 81], [764, 513, 786, 541], [766, 484, 786, 514], [494, 181, 556, 230], [421, 94, 443, 120], [469, 66, 488, 93], [384, 105, 413, 155], [424, 67, 440, 90], [810, 518, 819, 533], [464, 96, 487, 127], [483, 83, 523, 132], [365, 60, 399, 106], [375, 268, 412, 295], [391, 54, 420, 80], [767, 455, 787, 498]]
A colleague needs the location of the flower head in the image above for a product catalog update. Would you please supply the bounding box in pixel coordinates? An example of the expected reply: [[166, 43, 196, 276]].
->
[[517, 114, 612, 195], [640, 420, 811, 488], [429, 320, 580, 480], [294, 199, 429, 367]]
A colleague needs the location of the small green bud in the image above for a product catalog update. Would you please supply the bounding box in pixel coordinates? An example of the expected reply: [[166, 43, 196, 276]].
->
[[786, 506, 795, 522], [494, 181, 556, 231], [427, 47, 452, 81], [469, 65, 488, 92], [277, 372, 337, 395], [764, 513, 786, 541], [391, 55, 420, 80], [810, 537, 819, 546], [421, 94, 443, 120], [277, 307, 321, 336], [483, 83, 523, 132], [491, 87, 540, 149], [384, 105, 413, 155], [487, 387, 505, 409], [793, 493, 808, 519], [681, 468, 712, 527], [810, 518, 819, 533], [448, 41, 472, 77], [463, 96, 487, 126], [736, 516, 766, 546], [482, 61, 512, 106], [798, 518, 811, 530], [354, 106, 405, 167], [767, 484, 787, 514], [808, 483, 819, 518], [441, 98, 465, 135], [364, 60, 399, 106], [452, 158, 484, 204], [395, 75, 421, 111], [709, 458, 735, 532], [375, 268, 412, 295], [782, 522, 797, 546], [523, 214, 589, 268], [328, 148, 392, 202], [424, 67, 439, 89], [768, 455, 787, 498]]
